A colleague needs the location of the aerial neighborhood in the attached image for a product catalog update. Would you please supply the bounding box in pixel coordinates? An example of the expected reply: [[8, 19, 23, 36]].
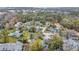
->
[[0, 7, 79, 51]]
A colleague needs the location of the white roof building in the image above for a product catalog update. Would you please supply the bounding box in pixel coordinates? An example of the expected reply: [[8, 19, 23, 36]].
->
[[0, 41, 23, 51]]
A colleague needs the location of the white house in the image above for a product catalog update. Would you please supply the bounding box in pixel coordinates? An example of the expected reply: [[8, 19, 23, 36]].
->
[[0, 41, 23, 51], [8, 30, 22, 38], [67, 30, 79, 40], [15, 22, 23, 30]]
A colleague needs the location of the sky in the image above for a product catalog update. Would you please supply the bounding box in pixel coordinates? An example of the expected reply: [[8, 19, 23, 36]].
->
[[0, 0, 79, 7]]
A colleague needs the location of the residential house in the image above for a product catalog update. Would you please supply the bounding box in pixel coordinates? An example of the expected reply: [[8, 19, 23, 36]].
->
[[67, 30, 79, 40]]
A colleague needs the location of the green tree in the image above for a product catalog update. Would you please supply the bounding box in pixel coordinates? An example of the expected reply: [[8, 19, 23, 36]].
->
[[22, 31, 30, 43], [60, 18, 73, 29], [29, 38, 43, 51], [0, 29, 10, 43], [48, 34, 63, 51], [72, 19, 79, 31]]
